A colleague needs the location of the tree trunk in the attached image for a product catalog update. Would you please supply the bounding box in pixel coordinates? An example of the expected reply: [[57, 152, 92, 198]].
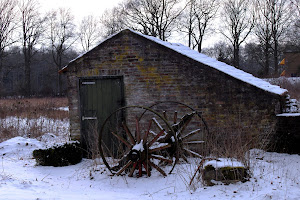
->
[[188, 21, 192, 48], [264, 42, 270, 76], [57, 52, 63, 96], [233, 42, 240, 68], [197, 39, 203, 53], [274, 40, 279, 75], [24, 51, 31, 96]]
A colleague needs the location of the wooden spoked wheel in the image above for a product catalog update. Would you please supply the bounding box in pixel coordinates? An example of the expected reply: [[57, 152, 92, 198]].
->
[[140, 101, 210, 161], [99, 106, 178, 177]]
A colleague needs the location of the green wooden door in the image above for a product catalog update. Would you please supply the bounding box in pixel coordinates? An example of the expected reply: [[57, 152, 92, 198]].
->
[[79, 76, 124, 157]]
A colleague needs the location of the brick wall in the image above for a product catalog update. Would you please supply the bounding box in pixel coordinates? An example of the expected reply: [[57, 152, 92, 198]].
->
[[64, 30, 286, 146]]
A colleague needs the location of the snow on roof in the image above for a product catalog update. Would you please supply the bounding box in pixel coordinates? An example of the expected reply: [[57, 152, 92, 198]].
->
[[131, 30, 287, 96], [65, 29, 287, 96], [276, 113, 300, 117]]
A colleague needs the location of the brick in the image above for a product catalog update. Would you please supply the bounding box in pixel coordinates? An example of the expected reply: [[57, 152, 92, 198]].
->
[[63, 30, 287, 149]]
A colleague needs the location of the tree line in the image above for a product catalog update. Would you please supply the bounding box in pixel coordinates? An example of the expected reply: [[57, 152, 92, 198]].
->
[[0, 0, 299, 97]]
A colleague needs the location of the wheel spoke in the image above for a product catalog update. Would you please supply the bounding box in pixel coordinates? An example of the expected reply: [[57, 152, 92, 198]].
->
[[181, 154, 189, 163], [183, 148, 203, 158], [182, 129, 201, 140], [149, 130, 157, 136], [173, 111, 177, 124], [152, 118, 165, 132], [135, 117, 141, 143], [148, 129, 166, 147], [142, 162, 151, 177], [111, 131, 132, 148], [116, 160, 133, 176], [163, 111, 167, 120], [143, 120, 152, 145], [122, 122, 135, 145], [149, 143, 172, 153], [179, 114, 194, 134], [183, 141, 205, 144], [149, 161, 167, 176], [150, 155, 173, 164], [138, 162, 143, 177], [128, 162, 138, 177]]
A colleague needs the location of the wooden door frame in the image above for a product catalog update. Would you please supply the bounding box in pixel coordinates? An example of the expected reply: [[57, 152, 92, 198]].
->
[[78, 75, 125, 155]]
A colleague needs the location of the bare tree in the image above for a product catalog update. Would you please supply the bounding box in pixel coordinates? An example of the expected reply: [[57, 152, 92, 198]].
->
[[290, 0, 300, 24], [0, 0, 18, 91], [100, 7, 126, 37], [19, 0, 46, 96], [202, 41, 233, 64], [181, 0, 219, 52], [221, 0, 254, 68], [122, 0, 184, 41], [253, 0, 295, 76], [48, 8, 76, 95], [79, 15, 102, 52], [253, 0, 273, 76], [269, 0, 294, 75]]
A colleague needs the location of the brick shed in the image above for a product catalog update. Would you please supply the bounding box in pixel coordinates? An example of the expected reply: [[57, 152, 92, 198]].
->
[[60, 29, 290, 151]]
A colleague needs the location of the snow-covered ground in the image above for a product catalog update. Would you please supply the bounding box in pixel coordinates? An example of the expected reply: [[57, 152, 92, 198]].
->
[[1, 97, 300, 200], [1, 135, 300, 200]]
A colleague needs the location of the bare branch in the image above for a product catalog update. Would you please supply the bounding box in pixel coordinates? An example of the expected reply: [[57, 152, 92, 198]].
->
[[47, 8, 76, 95], [121, 0, 184, 41], [220, 0, 254, 68], [19, 0, 46, 95], [78, 15, 102, 52]]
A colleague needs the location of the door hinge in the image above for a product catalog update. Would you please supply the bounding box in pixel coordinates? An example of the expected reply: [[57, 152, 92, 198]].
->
[[82, 81, 95, 85], [82, 116, 97, 120]]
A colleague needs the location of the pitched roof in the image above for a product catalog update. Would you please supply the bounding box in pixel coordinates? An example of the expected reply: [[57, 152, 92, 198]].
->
[[62, 29, 287, 96]]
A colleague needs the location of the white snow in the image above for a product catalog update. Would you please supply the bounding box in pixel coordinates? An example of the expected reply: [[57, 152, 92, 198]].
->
[[0, 117, 69, 144], [1, 136, 300, 200], [64, 29, 287, 96], [203, 158, 245, 169], [132, 140, 144, 151], [56, 106, 69, 111], [276, 113, 300, 117]]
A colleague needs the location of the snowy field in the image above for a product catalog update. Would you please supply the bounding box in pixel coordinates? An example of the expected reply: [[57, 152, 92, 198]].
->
[[1, 135, 300, 200], [0, 87, 300, 200]]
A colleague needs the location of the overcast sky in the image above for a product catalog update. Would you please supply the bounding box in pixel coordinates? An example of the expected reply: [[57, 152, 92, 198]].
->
[[40, 0, 123, 22], [38, 0, 219, 48]]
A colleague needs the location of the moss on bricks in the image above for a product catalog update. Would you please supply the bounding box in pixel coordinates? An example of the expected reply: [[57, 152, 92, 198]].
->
[[203, 164, 249, 186]]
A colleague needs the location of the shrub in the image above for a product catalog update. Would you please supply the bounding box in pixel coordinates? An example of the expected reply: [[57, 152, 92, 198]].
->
[[33, 142, 82, 167]]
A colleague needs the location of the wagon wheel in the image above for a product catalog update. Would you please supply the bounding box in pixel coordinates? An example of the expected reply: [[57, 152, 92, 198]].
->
[[139, 101, 210, 162], [99, 106, 178, 177]]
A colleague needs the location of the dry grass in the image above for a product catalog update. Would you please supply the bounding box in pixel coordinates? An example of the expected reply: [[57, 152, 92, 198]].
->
[[185, 116, 276, 188], [0, 97, 69, 142], [0, 97, 69, 119]]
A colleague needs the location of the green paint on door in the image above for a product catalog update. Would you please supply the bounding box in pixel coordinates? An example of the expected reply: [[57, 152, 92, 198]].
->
[[79, 76, 124, 157]]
